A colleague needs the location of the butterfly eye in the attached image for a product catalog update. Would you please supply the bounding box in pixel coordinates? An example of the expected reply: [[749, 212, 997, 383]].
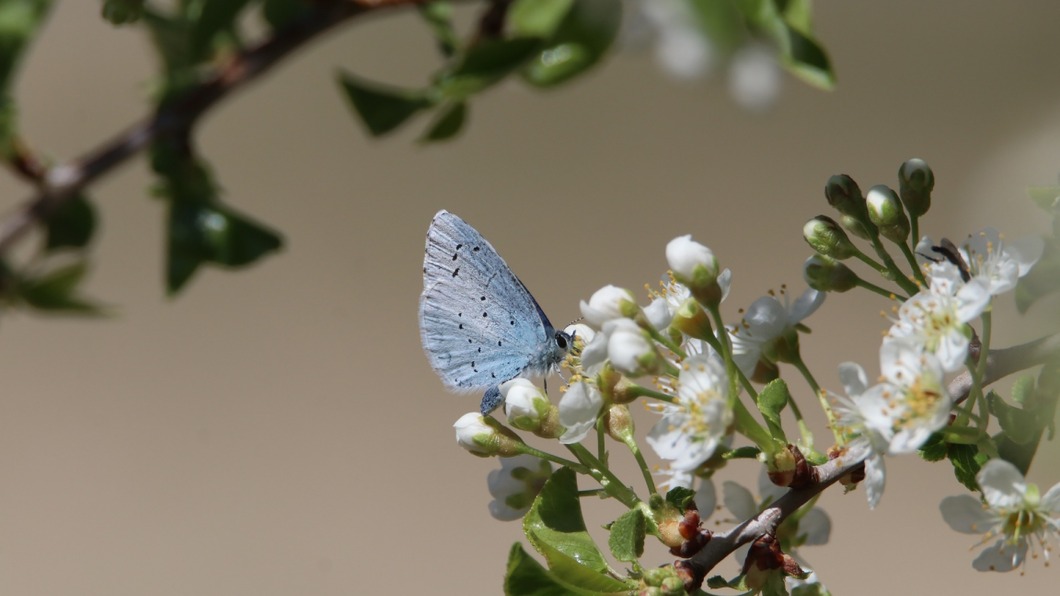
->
[[555, 333, 568, 350]]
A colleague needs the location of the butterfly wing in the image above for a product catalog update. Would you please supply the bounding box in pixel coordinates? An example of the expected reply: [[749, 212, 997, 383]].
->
[[419, 210, 553, 392]]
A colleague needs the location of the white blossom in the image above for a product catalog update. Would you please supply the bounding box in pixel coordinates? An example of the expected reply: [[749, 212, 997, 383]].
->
[[606, 318, 656, 376], [580, 285, 636, 328], [830, 362, 891, 509], [558, 379, 604, 444], [940, 458, 1060, 572], [646, 353, 732, 470], [454, 413, 498, 456], [487, 454, 553, 521], [666, 234, 719, 283], [729, 288, 824, 377], [885, 274, 987, 372], [502, 379, 550, 431]]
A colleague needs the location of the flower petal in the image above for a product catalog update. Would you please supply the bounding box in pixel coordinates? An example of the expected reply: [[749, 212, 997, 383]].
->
[[723, 480, 758, 520], [972, 538, 1027, 572], [939, 494, 995, 534], [977, 459, 1027, 511]]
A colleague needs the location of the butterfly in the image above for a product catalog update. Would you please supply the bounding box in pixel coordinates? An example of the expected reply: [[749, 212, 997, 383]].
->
[[419, 210, 571, 415]]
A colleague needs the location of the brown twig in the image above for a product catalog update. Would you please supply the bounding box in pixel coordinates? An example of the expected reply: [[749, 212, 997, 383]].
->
[[0, 0, 436, 254], [680, 331, 1060, 588]]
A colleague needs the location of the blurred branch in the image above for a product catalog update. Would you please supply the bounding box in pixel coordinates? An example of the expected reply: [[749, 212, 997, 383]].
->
[[0, 0, 436, 254], [677, 331, 1060, 590]]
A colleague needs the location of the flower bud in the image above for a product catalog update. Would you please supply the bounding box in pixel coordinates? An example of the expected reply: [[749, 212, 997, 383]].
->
[[803, 255, 858, 293], [454, 413, 524, 457], [839, 213, 872, 240], [865, 184, 910, 243], [898, 158, 933, 218], [606, 319, 663, 377], [666, 236, 724, 307], [580, 285, 638, 328], [605, 404, 635, 443], [824, 174, 866, 218], [564, 323, 595, 352], [502, 379, 559, 436], [487, 454, 553, 521], [802, 215, 857, 259], [670, 297, 714, 341]]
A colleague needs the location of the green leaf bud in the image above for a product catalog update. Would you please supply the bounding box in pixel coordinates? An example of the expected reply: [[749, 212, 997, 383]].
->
[[865, 184, 910, 243], [898, 158, 934, 218], [803, 255, 858, 293], [802, 215, 857, 259]]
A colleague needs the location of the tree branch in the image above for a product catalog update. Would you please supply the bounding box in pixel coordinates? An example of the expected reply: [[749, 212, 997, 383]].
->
[[681, 330, 1060, 587], [0, 0, 431, 254]]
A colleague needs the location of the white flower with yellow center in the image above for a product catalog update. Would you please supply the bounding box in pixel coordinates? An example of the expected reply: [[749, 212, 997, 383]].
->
[[646, 352, 733, 471], [868, 340, 952, 454], [829, 362, 891, 509], [884, 276, 986, 373], [940, 458, 1060, 572], [729, 287, 824, 378]]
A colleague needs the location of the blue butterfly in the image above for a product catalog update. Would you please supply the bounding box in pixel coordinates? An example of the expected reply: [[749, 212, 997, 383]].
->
[[419, 210, 571, 414]]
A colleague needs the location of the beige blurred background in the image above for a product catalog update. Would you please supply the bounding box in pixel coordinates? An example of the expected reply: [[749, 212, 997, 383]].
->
[[1, 1, 1059, 594]]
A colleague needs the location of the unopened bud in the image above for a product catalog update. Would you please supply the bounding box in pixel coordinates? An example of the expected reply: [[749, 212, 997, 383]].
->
[[824, 175, 866, 218], [666, 235, 724, 308], [605, 404, 635, 442], [803, 255, 858, 293], [454, 413, 524, 457], [865, 185, 910, 243], [670, 297, 714, 340], [898, 158, 934, 218], [840, 214, 872, 240], [803, 215, 857, 259]]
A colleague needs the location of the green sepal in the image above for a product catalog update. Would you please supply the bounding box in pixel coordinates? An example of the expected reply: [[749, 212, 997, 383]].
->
[[762, 570, 790, 596], [523, 467, 612, 576], [757, 378, 789, 442], [607, 508, 645, 563], [520, 0, 622, 88], [337, 72, 433, 137], [664, 486, 696, 510], [504, 542, 628, 596], [45, 194, 97, 251], [419, 101, 467, 143], [18, 260, 104, 315], [986, 390, 1038, 446]]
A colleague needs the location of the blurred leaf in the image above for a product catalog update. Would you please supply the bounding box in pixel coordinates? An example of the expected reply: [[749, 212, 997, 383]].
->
[[607, 509, 645, 563], [19, 260, 103, 314], [918, 433, 947, 462], [733, 0, 835, 90], [792, 580, 832, 596], [1015, 239, 1060, 313], [167, 200, 282, 294], [510, 0, 575, 37], [420, 101, 466, 143], [0, 0, 53, 155], [781, 25, 834, 89], [664, 486, 696, 510], [778, 0, 814, 34], [521, 0, 622, 88], [523, 467, 610, 575], [417, 1, 458, 57], [723, 445, 763, 459], [504, 542, 625, 596], [190, 0, 253, 58], [948, 443, 987, 492], [688, 0, 746, 53], [757, 378, 789, 442], [986, 390, 1038, 446], [338, 72, 433, 137], [45, 193, 97, 250], [1027, 186, 1060, 213], [1012, 375, 1035, 405], [438, 37, 541, 99], [262, 0, 313, 30]]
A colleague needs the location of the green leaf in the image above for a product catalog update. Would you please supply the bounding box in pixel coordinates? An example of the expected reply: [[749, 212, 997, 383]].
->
[[190, 0, 252, 58], [1027, 186, 1060, 213], [419, 102, 467, 143], [523, 467, 610, 575], [167, 200, 283, 294], [510, 0, 575, 37], [45, 194, 97, 250], [723, 445, 763, 459], [417, 1, 458, 56], [439, 38, 542, 99], [530, 538, 630, 594], [337, 72, 432, 137], [687, 0, 747, 53], [757, 378, 789, 442], [607, 509, 645, 563], [0, 0, 53, 154], [762, 570, 790, 596], [732, 0, 835, 90], [1012, 375, 1036, 405], [18, 260, 103, 314], [987, 391, 1038, 445], [917, 433, 947, 462], [521, 0, 622, 88], [664, 486, 696, 510], [706, 575, 731, 590], [504, 542, 626, 596], [948, 443, 987, 492]]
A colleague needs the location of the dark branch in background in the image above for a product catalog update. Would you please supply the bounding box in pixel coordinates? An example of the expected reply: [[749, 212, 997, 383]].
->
[[0, 0, 432, 254], [680, 331, 1060, 587]]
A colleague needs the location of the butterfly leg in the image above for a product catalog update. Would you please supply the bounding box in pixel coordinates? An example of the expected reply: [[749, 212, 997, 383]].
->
[[480, 385, 504, 415]]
